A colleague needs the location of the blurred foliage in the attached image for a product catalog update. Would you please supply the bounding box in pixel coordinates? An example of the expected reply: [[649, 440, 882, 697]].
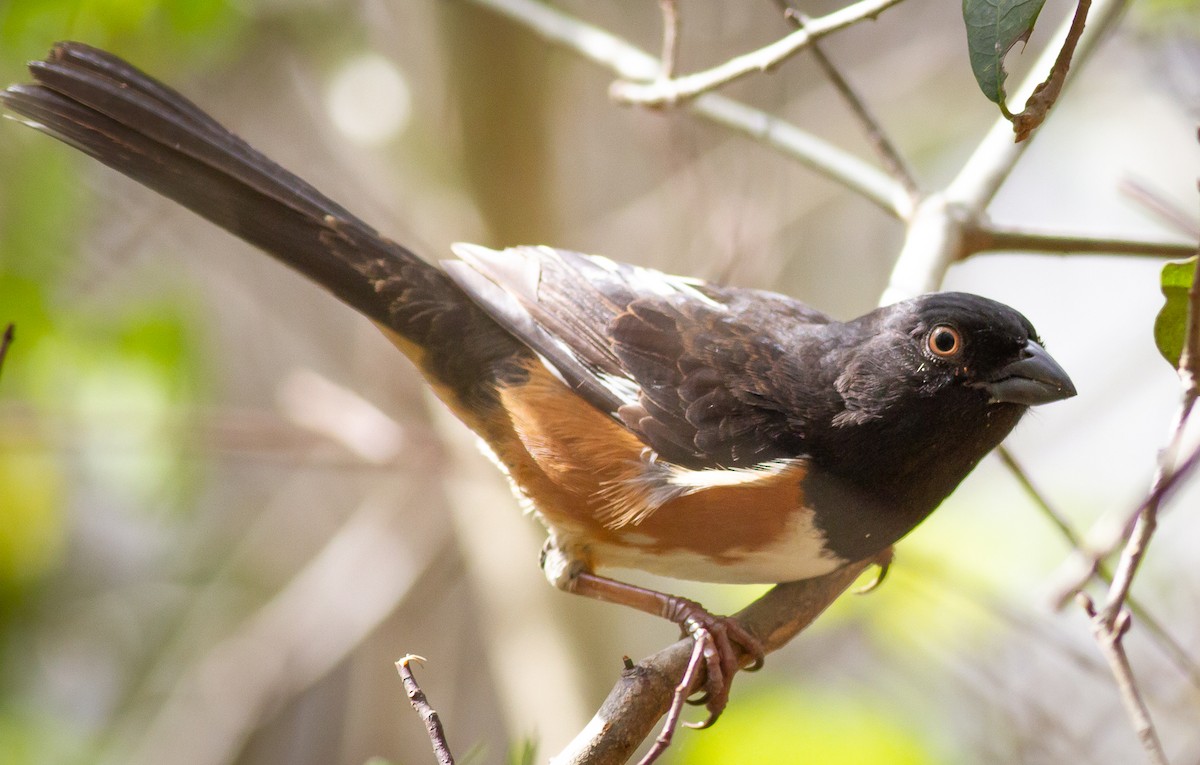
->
[[1131, 0, 1200, 32], [0, 0, 243, 77], [0, 3, 246, 764], [507, 738, 537, 765], [671, 685, 939, 765]]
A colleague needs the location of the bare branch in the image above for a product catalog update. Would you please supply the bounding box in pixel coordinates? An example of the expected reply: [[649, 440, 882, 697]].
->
[[776, 1, 920, 198], [1011, 0, 1093, 142], [397, 655, 456, 765], [554, 560, 870, 765], [1051, 424, 1200, 609], [1078, 595, 1170, 765], [969, 224, 1198, 259], [610, 0, 906, 106], [999, 447, 1200, 688], [883, 0, 1130, 303], [464, 0, 910, 216]]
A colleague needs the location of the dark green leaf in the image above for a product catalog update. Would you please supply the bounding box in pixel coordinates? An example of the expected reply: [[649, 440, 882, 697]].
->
[[1154, 257, 1196, 368], [962, 0, 1048, 112]]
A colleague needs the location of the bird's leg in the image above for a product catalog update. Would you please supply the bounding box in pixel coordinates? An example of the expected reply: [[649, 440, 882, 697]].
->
[[568, 570, 764, 709]]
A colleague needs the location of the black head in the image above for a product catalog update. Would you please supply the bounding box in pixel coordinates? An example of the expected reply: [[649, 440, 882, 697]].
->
[[834, 292, 1074, 427], [814, 292, 1074, 533], [802, 292, 1074, 561]]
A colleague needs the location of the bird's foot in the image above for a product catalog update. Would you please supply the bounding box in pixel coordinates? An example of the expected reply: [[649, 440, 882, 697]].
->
[[639, 600, 764, 765]]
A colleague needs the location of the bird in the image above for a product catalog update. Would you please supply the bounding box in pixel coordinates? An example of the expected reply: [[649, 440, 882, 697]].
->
[[1, 41, 1075, 755]]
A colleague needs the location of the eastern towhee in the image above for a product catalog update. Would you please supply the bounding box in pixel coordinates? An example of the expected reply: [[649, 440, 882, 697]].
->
[[1, 42, 1076, 752]]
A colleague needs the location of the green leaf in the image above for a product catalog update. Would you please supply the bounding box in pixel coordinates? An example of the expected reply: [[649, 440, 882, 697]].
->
[[1154, 257, 1197, 368], [962, 0, 1048, 113]]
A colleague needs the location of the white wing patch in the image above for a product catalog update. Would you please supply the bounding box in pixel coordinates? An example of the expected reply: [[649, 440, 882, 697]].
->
[[597, 455, 805, 528]]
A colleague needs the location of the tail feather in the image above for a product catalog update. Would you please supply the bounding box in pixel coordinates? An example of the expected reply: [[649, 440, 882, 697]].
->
[[2, 42, 527, 421]]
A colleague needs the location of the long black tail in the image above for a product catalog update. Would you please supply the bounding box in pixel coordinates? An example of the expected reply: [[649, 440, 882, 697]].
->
[[1, 42, 526, 422]]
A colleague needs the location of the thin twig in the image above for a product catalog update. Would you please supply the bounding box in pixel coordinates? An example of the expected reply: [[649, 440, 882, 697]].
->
[[464, 0, 910, 216], [610, 0, 906, 106], [1119, 178, 1200, 240], [969, 225, 1198, 260], [1078, 595, 1170, 765], [1096, 421, 1180, 630], [1098, 253, 1200, 626], [0, 323, 13, 382], [1051, 250, 1200, 606], [1052, 430, 1200, 608], [397, 655, 456, 765], [658, 0, 679, 80], [1011, 0, 1093, 141], [1068, 243, 1200, 764], [883, 0, 1130, 303], [998, 447, 1200, 688], [945, 0, 1129, 213], [775, 0, 920, 198], [996, 446, 1083, 546]]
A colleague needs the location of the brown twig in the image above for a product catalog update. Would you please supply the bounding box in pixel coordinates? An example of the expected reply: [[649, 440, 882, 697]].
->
[[1052, 424, 1200, 609], [774, 0, 920, 199], [554, 560, 870, 765], [1011, 0, 1092, 141], [610, 0, 906, 106], [1065, 203, 1200, 765], [998, 447, 1200, 689], [397, 655, 456, 765], [1096, 245, 1200, 626], [0, 323, 13, 382], [1078, 595, 1169, 765]]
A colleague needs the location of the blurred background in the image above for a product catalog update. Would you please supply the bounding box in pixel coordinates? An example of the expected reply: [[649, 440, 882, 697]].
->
[[0, 1, 1198, 763]]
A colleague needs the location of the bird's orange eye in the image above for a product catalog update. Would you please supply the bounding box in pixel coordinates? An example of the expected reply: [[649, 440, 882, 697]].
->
[[928, 325, 961, 357]]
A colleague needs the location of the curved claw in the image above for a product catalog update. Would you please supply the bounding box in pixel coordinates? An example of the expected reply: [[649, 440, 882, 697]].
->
[[856, 546, 895, 595], [685, 714, 716, 730]]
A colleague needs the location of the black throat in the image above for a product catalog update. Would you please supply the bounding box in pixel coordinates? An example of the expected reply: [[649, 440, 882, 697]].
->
[[804, 396, 1026, 564]]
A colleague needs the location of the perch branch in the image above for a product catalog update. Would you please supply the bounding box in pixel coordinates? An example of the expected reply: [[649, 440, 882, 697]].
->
[[552, 560, 870, 765]]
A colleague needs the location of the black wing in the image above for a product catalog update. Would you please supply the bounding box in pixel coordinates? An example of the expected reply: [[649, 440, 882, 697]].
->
[[445, 245, 837, 468]]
